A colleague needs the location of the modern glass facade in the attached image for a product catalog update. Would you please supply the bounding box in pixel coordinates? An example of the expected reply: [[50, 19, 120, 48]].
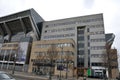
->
[[77, 26, 85, 68]]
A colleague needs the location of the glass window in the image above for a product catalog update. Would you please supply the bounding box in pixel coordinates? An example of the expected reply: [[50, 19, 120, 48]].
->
[[78, 58, 84, 62], [78, 43, 84, 48], [44, 30, 47, 33], [87, 28, 89, 32], [64, 43, 67, 47], [91, 46, 105, 50], [88, 42, 90, 47], [67, 43, 71, 47], [45, 25, 48, 28], [78, 36, 84, 41], [78, 50, 84, 55], [88, 35, 90, 40], [88, 50, 90, 55], [78, 30, 84, 34]]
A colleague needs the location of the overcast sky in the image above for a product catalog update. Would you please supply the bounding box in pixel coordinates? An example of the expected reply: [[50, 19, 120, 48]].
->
[[0, 0, 120, 53]]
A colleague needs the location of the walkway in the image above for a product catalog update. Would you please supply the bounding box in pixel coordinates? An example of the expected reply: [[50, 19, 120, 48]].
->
[[0, 69, 117, 80]]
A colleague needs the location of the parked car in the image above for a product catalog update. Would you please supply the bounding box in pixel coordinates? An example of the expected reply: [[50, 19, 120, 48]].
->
[[0, 71, 15, 80]]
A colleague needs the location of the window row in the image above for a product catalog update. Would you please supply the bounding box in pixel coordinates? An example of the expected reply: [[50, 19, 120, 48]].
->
[[2, 44, 18, 47], [91, 38, 105, 42], [35, 43, 74, 48], [0, 50, 20, 61], [91, 46, 105, 50], [0, 49, 17, 53], [89, 31, 104, 35], [92, 63, 103, 66], [89, 24, 104, 28], [78, 55, 84, 58], [35, 51, 74, 56], [43, 33, 75, 39], [44, 27, 75, 33], [91, 54, 106, 58], [45, 17, 103, 28]]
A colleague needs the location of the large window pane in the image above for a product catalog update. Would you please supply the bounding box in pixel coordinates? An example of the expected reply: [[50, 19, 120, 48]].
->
[[78, 30, 84, 34], [78, 36, 84, 41], [78, 43, 84, 48], [78, 50, 84, 55]]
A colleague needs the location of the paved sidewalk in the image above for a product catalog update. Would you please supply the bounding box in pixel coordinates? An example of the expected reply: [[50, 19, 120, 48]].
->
[[1, 70, 48, 80], [0, 69, 117, 80]]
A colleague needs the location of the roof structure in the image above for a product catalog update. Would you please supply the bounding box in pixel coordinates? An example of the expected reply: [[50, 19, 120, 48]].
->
[[0, 9, 44, 41], [105, 33, 115, 47]]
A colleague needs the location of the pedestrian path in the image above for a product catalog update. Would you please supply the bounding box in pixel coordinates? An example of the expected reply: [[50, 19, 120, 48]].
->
[[0, 69, 117, 80], [0, 69, 48, 80]]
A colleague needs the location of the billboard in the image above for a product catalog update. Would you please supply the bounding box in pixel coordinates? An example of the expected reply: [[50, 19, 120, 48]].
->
[[16, 42, 29, 64]]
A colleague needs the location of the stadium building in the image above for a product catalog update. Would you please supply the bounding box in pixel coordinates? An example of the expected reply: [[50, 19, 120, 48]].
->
[[0, 9, 116, 78], [0, 9, 43, 71]]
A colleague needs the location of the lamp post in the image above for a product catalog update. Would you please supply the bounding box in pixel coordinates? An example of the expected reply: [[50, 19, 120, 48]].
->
[[12, 53, 16, 74]]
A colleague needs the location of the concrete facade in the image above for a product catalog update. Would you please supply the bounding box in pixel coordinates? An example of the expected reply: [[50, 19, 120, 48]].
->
[[28, 39, 76, 77], [41, 14, 106, 70], [0, 9, 117, 78]]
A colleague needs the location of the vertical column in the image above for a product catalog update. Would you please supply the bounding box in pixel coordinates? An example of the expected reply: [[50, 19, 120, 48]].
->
[[20, 18, 27, 34], [4, 22, 11, 41], [84, 27, 88, 68], [29, 16, 39, 40], [0, 23, 4, 36], [7, 49, 13, 70]]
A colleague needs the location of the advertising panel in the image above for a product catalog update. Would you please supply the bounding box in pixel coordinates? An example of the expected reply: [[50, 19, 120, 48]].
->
[[17, 42, 29, 64]]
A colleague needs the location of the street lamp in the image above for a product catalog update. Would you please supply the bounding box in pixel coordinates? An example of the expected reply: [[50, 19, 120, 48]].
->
[[12, 53, 16, 74]]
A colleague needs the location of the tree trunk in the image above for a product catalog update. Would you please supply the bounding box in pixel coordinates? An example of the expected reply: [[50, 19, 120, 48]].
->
[[66, 61, 68, 79], [49, 59, 52, 80]]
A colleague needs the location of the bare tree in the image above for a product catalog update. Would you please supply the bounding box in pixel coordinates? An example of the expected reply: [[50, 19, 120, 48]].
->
[[65, 51, 74, 79], [102, 44, 118, 78], [102, 50, 108, 79], [47, 44, 58, 80]]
